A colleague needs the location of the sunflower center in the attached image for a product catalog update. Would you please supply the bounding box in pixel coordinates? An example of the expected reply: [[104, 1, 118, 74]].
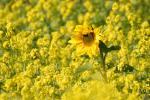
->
[[83, 32, 95, 44]]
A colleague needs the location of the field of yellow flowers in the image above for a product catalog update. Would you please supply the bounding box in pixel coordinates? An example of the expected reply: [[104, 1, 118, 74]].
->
[[0, 0, 150, 100]]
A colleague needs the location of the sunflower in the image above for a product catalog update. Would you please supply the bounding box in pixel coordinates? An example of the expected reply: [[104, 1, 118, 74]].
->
[[69, 25, 100, 57]]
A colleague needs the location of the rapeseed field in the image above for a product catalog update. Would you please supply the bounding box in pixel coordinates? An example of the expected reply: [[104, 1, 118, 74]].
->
[[0, 0, 150, 100]]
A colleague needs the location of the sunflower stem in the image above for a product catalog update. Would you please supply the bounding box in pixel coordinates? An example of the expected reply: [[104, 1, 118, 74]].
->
[[98, 41, 120, 83], [99, 40, 108, 83], [99, 52, 108, 83]]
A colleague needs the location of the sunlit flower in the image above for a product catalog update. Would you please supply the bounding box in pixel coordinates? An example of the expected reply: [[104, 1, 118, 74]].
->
[[69, 25, 100, 57]]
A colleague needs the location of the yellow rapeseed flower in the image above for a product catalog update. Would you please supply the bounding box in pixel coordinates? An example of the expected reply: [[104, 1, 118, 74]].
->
[[69, 25, 100, 57]]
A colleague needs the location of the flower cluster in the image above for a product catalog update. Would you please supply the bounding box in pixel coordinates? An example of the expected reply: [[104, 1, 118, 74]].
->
[[0, 0, 149, 100]]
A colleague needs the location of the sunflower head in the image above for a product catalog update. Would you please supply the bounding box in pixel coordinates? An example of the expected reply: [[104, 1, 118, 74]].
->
[[69, 25, 100, 57]]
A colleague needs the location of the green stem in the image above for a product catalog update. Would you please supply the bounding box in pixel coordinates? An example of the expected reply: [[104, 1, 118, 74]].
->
[[99, 52, 108, 83], [98, 40, 120, 82]]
